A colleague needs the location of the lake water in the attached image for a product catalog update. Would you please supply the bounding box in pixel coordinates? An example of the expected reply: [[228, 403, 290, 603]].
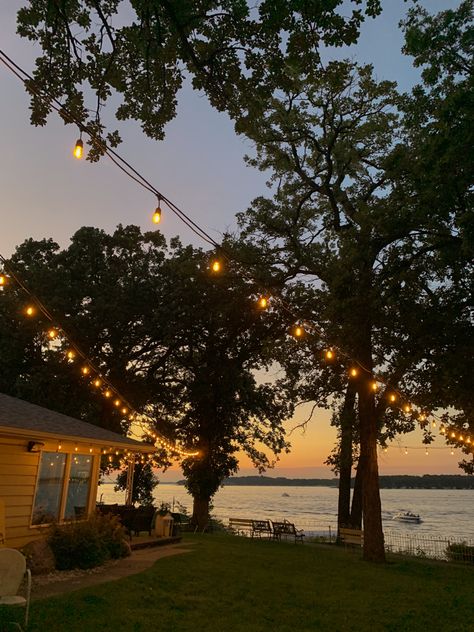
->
[[98, 483, 474, 545]]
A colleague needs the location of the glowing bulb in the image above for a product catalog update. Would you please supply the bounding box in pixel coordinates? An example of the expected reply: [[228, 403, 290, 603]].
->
[[389, 394, 397, 403], [81, 366, 90, 376], [371, 381, 378, 391], [349, 368, 358, 378], [325, 349, 334, 360], [467, 437, 471, 444], [211, 259, 221, 273], [451, 431, 456, 438], [73, 138, 83, 159], [25, 305, 35, 317], [48, 328, 58, 339], [425, 449, 429, 455], [89, 447, 93, 453], [74, 445, 78, 452], [0, 274, 7, 286], [121, 407, 127, 415], [104, 390, 112, 398], [431, 419, 436, 427], [404, 404, 411, 413], [114, 398, 121, 407], [258, 296, 268, 309], [93, 378, 102, 388], [66, 350, 76, 361], [57, 443, 62, 451], [451, 449, 454, 455], [293, 325, 303, 338], [152, 205, 162, 224], [404, 447, 408, 455]]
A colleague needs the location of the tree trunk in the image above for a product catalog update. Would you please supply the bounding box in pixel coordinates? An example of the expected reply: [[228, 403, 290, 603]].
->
[[337, 384, 356, 533], [191, 496, 210, 532], [358, 385, 385, 562], [350, 455, 364, 529]]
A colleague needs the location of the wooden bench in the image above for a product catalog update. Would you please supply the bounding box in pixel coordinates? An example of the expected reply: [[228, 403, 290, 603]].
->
[[229, 518, 254, 536], [271, 521, 305, 544], [339, 527, 363, 547], [251, 520, 273, 538]]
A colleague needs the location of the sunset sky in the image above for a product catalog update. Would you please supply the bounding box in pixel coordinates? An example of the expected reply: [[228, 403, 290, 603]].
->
[[0, 1, 464, 478]]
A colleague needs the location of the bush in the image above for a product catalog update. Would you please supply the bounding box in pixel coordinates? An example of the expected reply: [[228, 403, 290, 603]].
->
[[446, 542, 474, 564], [49, 513, 130, 570]]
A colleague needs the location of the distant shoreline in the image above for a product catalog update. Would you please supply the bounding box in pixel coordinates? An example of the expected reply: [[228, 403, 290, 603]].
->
[[171, 474, 474, 490]]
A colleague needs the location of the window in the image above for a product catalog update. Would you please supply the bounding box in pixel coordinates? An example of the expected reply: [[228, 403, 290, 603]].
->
[[32, 451, 94, 525], [64, 455, 93, 519]]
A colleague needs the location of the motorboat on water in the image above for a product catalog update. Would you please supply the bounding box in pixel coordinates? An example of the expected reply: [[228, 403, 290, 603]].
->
[[393, 511, 421, 523]]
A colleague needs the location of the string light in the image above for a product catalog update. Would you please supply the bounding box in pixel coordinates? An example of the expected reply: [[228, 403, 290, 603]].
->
[[404, 404, 411, 413], [211, 259, 221, 273], [25, 305, 35, 317], [349, 367, 359, 378], [0, 274, 7, 286], [152, 197, 162, 224], [371, 381, 378, 392], [73, 136, 84, 159], [81, 365, 90, 376], [48, 328, 58, 339], [325, 349, 334, 360], [66, 349, 76, 361], [258, 296, 268, 309], [389, 393, 397, 403], [93, 378, 102, 388], [104, 390, 112, 398]]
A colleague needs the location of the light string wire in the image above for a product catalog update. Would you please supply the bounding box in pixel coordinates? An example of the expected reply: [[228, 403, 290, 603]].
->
[[0, 48, 471, 455]]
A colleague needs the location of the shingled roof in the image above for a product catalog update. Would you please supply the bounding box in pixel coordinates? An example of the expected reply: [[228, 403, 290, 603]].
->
[[0, 392, 153, 451]]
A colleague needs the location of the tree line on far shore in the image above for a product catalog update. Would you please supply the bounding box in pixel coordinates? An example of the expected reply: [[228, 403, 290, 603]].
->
[[176, 475, 474, 490]]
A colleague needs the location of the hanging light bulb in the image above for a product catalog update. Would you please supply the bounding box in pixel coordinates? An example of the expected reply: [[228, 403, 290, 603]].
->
[[48, 328, 58, 339], [81, 365, 90, 376], [404, 447, 408, 455], [450, 449, 454, 455], [425, 449, 429, 455], [293, 325, 304, 338], [114, 398, 121, 407], [104, 389, 112, 398], [73, 136, 84, 159], [121, 407, 128, 415], [211, 259, 221, 273], [258, 296, 268, 309], [0, 274, 7, 286], [371, 381, 378, 392], [325, 349, 334, 360], [404, 404, 411, 413], [389, 393, 397, 403], [349, 367, 359, 378], [25, 305, 36, 317], [66, 349, 76, 361], [93, 378, 102, 388], [152, 196, 162, 224]]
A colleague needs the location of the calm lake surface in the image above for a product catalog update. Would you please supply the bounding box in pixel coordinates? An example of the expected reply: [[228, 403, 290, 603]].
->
[[99, 483, 474, 542]]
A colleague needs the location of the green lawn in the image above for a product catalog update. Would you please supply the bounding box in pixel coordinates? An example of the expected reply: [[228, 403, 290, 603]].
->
[[3, 534, 473, 631]]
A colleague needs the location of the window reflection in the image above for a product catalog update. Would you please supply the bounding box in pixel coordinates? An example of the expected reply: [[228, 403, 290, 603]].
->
[[32, 452, 66, 525], [65, 454, 93, 519]]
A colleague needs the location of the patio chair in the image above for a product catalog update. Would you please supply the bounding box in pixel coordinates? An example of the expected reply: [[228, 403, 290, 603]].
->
[[0, 548, 31, 631]]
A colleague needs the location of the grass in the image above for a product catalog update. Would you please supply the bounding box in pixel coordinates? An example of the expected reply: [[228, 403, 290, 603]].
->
[[2, 534, 474, 631]]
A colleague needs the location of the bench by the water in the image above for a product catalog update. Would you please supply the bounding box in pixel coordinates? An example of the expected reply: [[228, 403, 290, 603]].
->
[[272, 520, 305, 544], [229, 518, 303, 542], [339, 527, 363, 547], [229, 518, 272, 538]]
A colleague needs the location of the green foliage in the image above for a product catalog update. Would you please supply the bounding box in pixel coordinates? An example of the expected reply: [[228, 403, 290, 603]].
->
[[446, 542, 474, 564], [16, 1, 381, 155], [49, 513, 130, 570]]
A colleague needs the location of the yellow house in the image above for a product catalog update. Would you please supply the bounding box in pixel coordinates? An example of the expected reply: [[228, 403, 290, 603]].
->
[[0, 392, 155, 549]]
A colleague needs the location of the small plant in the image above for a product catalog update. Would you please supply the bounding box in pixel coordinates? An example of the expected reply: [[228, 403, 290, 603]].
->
[[49, 513, 130, 570], [446, 542, 474, 564]]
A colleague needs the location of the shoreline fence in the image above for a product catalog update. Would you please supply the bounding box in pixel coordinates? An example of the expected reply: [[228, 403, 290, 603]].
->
[[216, 514, 474, 562]]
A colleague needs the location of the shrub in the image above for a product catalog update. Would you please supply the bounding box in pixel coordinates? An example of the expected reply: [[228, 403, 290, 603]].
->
[[446, 542, 474, 564], [49, 513, 130, 570]]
